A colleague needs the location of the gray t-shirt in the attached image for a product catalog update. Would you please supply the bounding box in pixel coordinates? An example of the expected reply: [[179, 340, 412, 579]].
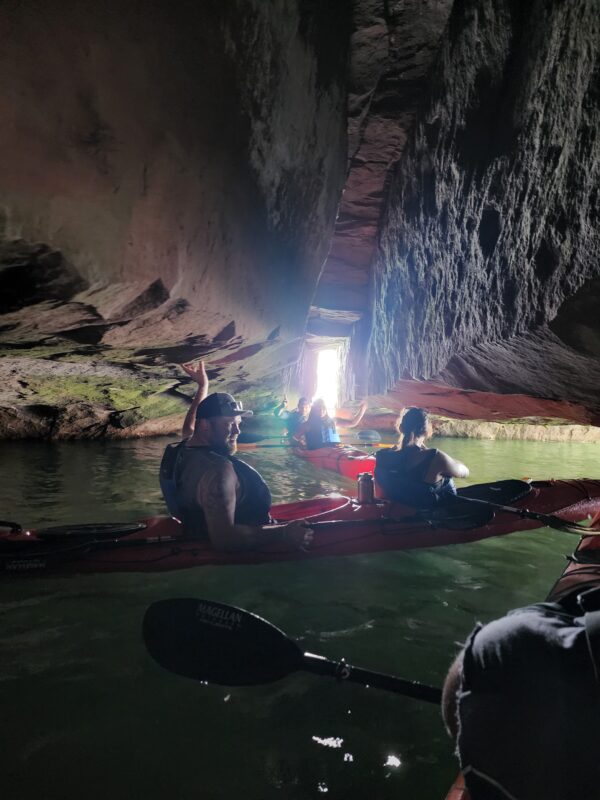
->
[[457, 602, 600, 799]]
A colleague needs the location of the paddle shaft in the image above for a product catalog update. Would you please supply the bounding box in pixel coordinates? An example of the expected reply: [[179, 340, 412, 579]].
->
[[303, 652, 441, 703], [455, 494, 593, 534], [237, 442, 385, 450]]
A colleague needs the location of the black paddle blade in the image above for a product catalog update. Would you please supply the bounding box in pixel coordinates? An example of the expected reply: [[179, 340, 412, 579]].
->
[[143, 598, 304, 686]]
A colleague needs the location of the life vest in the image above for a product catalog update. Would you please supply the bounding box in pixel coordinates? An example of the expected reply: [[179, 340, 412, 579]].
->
[[374, 446, 456, 508], [159, 442, 272, 528], [159, 442, 184, 519], [286, 410, 307, 438], [305, 420, 341, 450]]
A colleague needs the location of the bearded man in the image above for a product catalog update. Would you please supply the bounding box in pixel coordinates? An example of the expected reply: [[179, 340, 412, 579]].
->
[[166, 392, 311, 551]]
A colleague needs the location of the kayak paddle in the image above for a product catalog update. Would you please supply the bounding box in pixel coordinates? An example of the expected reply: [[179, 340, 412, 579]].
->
[[143, 598, 442, 704], [306, 503, 495, 532], [452, 495, 600, 536], [236, 442, 387, 450]]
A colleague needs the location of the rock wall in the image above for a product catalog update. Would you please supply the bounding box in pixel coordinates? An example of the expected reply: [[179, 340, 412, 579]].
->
[[0, 0, 350, 437], [433, 417, 600, 443], [308, 0, 454, 399], [368, 0, 600, 420]]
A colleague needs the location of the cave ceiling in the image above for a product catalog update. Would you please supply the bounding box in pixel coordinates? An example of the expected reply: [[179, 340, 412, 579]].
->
[[1, 0, 599, 438]]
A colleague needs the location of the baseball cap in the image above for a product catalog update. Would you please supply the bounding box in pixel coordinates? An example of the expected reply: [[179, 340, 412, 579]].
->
[[195, 392, 253, 419]]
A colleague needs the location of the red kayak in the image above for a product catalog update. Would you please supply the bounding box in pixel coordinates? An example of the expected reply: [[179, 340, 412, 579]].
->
[[292, 444, 376, 480], [2, 479, 600, 578]]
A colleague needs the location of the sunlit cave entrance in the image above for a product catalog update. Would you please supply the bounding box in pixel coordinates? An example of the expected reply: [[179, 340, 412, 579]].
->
[[314, 349, 341, 415], [298, 339, 352, 416]]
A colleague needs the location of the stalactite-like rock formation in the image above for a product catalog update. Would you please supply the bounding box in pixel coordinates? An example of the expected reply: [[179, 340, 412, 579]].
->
[[368, 0, 600, 424]]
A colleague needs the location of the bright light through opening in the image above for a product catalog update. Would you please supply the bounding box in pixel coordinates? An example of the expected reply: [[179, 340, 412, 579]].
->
[[315, 349, 341, 417]]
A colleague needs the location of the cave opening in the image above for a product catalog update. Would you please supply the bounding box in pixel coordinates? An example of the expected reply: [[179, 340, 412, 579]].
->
[[314, 347, 342, 416]]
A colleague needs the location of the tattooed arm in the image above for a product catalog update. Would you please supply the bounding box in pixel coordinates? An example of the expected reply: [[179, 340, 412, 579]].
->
[[197, 460, 313, 551]]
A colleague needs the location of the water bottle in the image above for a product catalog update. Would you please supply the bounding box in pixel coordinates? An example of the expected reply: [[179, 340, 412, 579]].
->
[[357, 472, 375, 504]]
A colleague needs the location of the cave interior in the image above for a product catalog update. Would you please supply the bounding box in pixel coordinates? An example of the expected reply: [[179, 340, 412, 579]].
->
[[1, 0, 599, 439]]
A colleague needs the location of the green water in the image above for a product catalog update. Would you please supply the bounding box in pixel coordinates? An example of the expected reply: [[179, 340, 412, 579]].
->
[[0, 436, 598, 799]]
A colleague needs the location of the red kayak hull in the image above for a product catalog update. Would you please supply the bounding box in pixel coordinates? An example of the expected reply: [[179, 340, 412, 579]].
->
[[2, 479, 600, 577], [548, 520, 600, 602], [293, 445, 376, 480]]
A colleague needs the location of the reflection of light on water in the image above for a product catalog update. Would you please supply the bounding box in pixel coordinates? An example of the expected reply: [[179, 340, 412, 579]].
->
[[314, 349, 341, 417], [312, 736, 343, 749], [317, 782, 329, 792], [384, 754, 402, 768]]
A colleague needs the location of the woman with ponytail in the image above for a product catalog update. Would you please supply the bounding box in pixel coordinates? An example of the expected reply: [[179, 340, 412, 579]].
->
[[374, 408, 469, 507]]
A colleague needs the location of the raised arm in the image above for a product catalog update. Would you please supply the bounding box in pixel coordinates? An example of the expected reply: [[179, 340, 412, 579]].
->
[[274, 395, 288, 418], [181, 360, 209, 439], [336, 400, 368, 430], [198, 461, 313, 551]]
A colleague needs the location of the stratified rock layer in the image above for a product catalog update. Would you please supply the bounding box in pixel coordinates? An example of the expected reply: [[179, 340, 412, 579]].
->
[[369, 0, 600, 420]]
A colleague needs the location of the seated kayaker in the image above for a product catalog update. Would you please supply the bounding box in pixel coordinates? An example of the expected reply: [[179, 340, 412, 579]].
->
[[442, 588, 600, 799], [161, 391, 313, 551], [293, 398, 367, 450], [374, 407, 468, 507]]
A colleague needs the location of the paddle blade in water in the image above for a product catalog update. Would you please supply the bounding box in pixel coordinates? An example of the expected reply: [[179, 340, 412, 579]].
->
[[143, 598, 304, 686]]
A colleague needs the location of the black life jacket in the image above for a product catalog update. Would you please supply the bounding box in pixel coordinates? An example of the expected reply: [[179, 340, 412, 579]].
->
[[159, 442, 271, 528], [374, 446, 456, 508], [286, 410, 307, 438], [305, 419, 341, 450], [159, 442, 185, 519]]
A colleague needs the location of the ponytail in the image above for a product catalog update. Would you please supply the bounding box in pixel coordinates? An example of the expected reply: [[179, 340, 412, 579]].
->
[[399, 407, 429, 449]]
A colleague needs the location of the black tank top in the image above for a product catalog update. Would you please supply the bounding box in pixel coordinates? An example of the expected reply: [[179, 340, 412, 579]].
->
[[374, 446, 456, 507]]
